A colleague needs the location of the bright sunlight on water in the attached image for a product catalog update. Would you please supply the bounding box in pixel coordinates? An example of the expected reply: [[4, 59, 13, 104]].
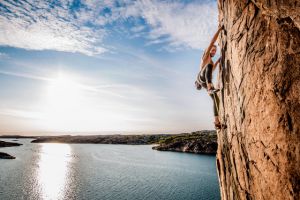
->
[[0, 139, 220, 200], [38, 144, 72, 200]]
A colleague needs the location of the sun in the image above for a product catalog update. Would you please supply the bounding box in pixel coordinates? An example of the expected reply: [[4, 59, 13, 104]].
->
[[36, 72, 133, 132], [41, 73, 85, 131], [47, 73, 82, 109]]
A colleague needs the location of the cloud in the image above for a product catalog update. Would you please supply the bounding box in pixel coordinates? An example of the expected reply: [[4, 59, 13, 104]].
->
[[0, 68, 164, 103], [0, 0, 107, 56], [123, 0, 218, 50], [0, 0, 218, 55], [0, 69, 52, 81]]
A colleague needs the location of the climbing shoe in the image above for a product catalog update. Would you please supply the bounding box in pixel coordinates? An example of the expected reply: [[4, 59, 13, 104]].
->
[[208, 88, 220, 95]]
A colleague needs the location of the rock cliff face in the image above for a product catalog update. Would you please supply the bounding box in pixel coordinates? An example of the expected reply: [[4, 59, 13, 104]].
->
[[216, 0, 300, 199]]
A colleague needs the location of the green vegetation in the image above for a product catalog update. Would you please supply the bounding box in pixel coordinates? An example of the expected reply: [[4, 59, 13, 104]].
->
[[157, 131, 217, 145], [152, 130, 217, 154]]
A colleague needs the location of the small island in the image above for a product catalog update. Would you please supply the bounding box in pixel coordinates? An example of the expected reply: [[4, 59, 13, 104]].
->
[[0, 140, 22, 159], [0, 152, 16, 159], [0, 140, 23, 148]]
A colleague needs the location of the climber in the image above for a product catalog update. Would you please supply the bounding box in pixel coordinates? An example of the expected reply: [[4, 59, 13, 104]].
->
[[195, 25, 227, 130]]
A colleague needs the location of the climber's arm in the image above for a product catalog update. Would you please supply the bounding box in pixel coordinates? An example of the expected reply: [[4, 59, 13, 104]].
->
[[203, 26, 223, 59]]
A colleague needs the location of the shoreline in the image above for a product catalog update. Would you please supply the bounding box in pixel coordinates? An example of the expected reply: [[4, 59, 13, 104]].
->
[[0, 130, 217, 154]]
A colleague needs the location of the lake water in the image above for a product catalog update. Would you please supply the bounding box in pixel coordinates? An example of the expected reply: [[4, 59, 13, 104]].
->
[[0, 139, 220, 200]]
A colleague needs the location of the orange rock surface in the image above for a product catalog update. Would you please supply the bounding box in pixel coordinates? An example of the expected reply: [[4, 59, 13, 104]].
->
[[216, 0, 300, 199]]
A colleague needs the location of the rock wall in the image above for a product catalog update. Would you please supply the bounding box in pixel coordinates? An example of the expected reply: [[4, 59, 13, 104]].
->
[[216, 0, 300, 199]]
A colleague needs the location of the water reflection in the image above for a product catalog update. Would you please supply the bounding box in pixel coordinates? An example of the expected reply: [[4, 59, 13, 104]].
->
[[38, 144, 72, 200]]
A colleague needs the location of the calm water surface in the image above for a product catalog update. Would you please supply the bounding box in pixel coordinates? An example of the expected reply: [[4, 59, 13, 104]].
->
[[0, 139, 220, 200]]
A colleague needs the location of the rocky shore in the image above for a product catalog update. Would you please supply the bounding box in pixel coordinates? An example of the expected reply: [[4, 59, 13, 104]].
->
[[152, 130, 217, 154], [3, 131, 217, 155], [31, 131, 217, 155]]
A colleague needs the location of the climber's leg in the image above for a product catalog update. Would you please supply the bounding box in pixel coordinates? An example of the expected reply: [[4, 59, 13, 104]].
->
[[210, 93, 219, 129], [210, 93, 219, 117], [210, 93, 227, 129]]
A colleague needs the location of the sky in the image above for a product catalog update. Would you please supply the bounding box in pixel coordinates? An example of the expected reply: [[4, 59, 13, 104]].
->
[[0, 0, 220, 135]]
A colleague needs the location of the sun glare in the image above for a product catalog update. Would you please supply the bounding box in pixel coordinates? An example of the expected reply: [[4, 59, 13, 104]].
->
[[41, 73, 86, 130], [37, 72, 134, 132], [47, 74, 82, 110]]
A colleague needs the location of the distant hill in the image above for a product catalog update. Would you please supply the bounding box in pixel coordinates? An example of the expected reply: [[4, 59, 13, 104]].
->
[[0, 135, 36, 139], [30, 131, 217, 154], [31, 134, 171, 145]]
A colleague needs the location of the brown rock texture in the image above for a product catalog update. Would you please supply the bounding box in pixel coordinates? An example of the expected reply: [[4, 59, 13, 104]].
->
[[216, 0, 300, 199]]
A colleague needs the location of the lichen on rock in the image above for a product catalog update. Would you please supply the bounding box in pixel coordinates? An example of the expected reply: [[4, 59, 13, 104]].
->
[[216, 0, 300, 199]]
